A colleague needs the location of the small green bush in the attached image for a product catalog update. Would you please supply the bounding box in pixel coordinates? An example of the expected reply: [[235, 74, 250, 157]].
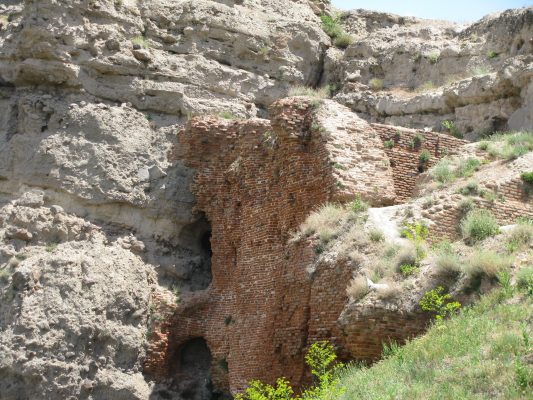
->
[[485, 132, 533, 160], [426, 52, 440, 64], [470, 66, 492, 76], [456, 158, 481, 178], [435, 248, 462, 277], [442, 120, 463, 139], [237, 341, 344, 400], [418, 149, 431, 164], [369, 228, 385, 242], [399, 264, 419, 277], [460, 209, 500, 244], [349, 195, 369, 213], [320, 14, 353, 49], [458, 198, 475, 215], [506, 223, 533, 253], [131, 35, 149, 49], [415, 81, 436, 93], [479, 141, 489, 151], [487, 50, 498, 59], [395, 245, 418, 271], [320, 14, 343, 38], [419, 286, 461, 321], [383, 140, 394, 149], [521, 171, 533, 184], [411, 133, 424, 149], [459, 180, 479, 196], [516, 267, 533, 296], [430, 159, 454, 184], [334, 32, 354, 48], [400, 221, 429, 243], [369, 78, 384, 91]]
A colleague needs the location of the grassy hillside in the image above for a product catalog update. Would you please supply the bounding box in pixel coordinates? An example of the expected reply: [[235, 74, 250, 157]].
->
[[335, 288, 532, 400]]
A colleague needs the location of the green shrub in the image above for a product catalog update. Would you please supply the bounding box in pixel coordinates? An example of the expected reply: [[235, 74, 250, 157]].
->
[[470, 66, 492, 76], [521, 171, 533, 184], [400, 221, 429, 243], [459, 180, 479, 196], [399, 264, 419, 277], [320, 14, 343, 38], [479, 141, 489, 150], [430, 159, 454, 184], [418, 149, 431, 164], [383, 140, 394, 149], [485, 132, 533, 160], [419, 286, 461, 321], [346, 276, 369, 301], [411, 133, 424, 149], [320, 14, 353, 49], [516, 267, 533, 296], [369, 78, 384, 91], [369, 228, 385, 242], [464, 249, 513, 278], [487, 50, 498, 59], [506, 223, 533, 253], [395, 245, 418, 271], [442, 120, 463, 139], [457, 198, 475, 215], [131, 35, 149, 48], [237, 341, 344, 400], [435, 251, 461, 277], [349, 195, 369, 213], [460, 209, 500, 244], [480, 188, 499, 203], [334, 33, 354, 48], [426, 52, 440, 64], [456, 158, 481, 178]]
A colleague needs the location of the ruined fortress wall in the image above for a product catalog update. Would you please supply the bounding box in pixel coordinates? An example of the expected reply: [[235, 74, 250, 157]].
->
[[372, 124, 468, 202], [166, 99, 341, 391], [143, 100, 475, 393]]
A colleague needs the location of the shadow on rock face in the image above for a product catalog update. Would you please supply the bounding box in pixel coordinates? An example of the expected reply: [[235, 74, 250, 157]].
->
[[149, 338, 229, 400]]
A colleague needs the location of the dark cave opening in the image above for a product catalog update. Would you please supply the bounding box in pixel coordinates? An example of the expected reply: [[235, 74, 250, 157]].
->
[[178, 213, 213, 291], [168, 338, 223, 400]]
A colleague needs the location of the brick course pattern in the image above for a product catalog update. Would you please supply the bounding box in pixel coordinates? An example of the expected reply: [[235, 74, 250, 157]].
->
[[371, 124, 468, 203], [143, 99, 471, 393]]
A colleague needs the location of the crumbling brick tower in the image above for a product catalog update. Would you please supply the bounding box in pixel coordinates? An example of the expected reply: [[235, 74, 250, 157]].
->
[[143, 98, 469, 394]]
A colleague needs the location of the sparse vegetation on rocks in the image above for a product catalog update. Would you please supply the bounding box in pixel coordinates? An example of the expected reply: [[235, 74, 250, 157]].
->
[[320, 14, 354, 49], [460, 209, 500, 244]]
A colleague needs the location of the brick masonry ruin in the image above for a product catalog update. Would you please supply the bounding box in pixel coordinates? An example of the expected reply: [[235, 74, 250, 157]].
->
[[142, 97, 533, 394]]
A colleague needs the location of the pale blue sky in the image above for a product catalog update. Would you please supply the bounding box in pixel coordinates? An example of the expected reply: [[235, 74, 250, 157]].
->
[[332, 0, 532, 22]]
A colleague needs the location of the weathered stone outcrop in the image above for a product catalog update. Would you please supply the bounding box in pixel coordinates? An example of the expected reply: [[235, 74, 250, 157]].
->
[[328, 7, 533, 135]]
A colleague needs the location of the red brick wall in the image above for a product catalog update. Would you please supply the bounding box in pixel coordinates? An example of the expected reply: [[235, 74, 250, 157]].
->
[[371, 124, 467, 203], [143, 101, 458, 393]]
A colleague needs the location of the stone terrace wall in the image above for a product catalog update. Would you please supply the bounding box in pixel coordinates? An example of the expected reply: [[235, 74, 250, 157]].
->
[[339, 305, 431, 360], [422, 173, 533, 241], [142, 98, 433, 393], [372, 124, 468, 203]]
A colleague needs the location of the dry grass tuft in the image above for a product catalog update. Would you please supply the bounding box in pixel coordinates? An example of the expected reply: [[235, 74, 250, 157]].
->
[[464, 249, 514, 278], [376, 282, 401, 301], [346, 276, 369, 301]]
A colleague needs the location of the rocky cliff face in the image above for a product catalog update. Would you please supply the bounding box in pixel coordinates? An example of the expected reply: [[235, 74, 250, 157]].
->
[[0, 1, 532, 399], [327, 8, 533, 136]]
